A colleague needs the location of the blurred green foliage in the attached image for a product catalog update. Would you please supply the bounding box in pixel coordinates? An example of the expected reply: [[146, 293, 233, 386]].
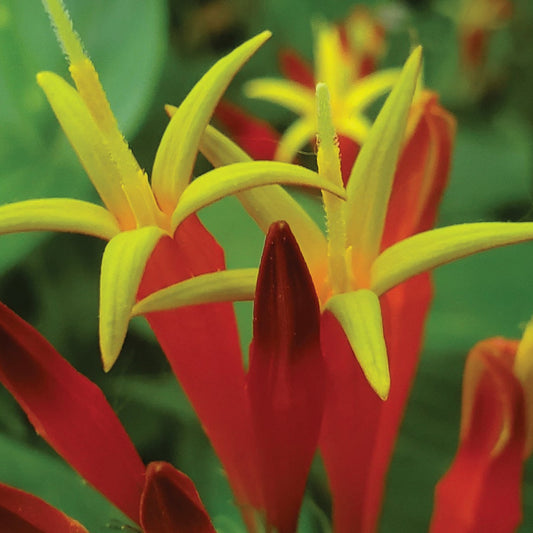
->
[[1, 0, 533, 531]]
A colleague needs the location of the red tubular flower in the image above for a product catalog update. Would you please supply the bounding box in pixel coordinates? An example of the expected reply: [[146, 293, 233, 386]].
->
[[0, 302, 216, 531], [248, 221, 325, 533], [430, 336, 528, 532], [0, 482, 88, 533], [318, 92, 456, 533], [138, 217, 262, 517]]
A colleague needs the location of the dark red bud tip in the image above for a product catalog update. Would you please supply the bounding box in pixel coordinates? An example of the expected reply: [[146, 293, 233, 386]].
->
[[140, 462, 215, 533], [253, 221, 320, 357]]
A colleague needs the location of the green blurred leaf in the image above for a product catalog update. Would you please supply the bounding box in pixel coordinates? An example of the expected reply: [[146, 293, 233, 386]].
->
[[426, 241, 533, 354], [439, 113, 533, 224], [0, 433, 133, 532]]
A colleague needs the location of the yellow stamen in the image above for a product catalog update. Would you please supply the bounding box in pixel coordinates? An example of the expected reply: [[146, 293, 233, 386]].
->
[[316, 83, 349, 294]]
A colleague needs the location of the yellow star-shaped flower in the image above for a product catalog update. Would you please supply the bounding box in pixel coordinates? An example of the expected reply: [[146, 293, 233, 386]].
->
[[243, 19, 400, 162]]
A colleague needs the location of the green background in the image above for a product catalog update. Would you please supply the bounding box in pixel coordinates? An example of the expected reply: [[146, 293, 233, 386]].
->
[[0, 0, 532, 531]]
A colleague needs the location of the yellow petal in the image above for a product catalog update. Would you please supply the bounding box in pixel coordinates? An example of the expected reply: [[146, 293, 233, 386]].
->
[[514, 317, 533, 456], [371, 222, 533, 296], [37, 71, 135, 229], [151, 31, 271, 215], [0, 199, 119, 240], [171, 161, 346, 233], [244, 78, 315, 116], [274, 117, 316, 162], [199, 125, 328, 275], [69, 59, 160, 227], [325, 289, 390, 399], [132, 268, 258, 316], [42, 0, 159, 227], [346, 47, 422, 274], [337, 115, 372, 145], [344, 68, 401, 114], [313, 20, 347, 101], [100, 227, 166, 371], [42, 0, 85, 64], [316, 83, 349, 295]]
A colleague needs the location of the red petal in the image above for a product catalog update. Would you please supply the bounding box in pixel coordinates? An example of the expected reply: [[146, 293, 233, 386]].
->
[[319, 275, 433, 533], [278, 49, 315, 88], [319, 95, 453, 533], [0, 303, 145, 524], [338, 134, 360, 186], [248, 221, 325, 533], [215, 100, 280, 160], [382, 92, 456, 250], [139, 216, 261, 515], [430, 338, 526, 533], [0, 482, 88, 533], [319, 311, 383, 533], [140, 462, 215, 533]]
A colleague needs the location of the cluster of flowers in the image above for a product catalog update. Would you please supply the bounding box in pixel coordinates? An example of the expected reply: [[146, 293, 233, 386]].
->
[[0, 0, 530, 531]]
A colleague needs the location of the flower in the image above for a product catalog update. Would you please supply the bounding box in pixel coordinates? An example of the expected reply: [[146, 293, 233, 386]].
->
[[458, 0, 513, 70], [0, 0, 344, 372], [430, 317, 533, 532], [215, 6, 386, 181], [241, 15, 399, 166], [0, 219, 324, 533]]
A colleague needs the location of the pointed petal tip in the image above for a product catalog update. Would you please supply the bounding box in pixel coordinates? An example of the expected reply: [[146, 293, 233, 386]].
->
[[100, 343, 119, 374], [407, 45, 423, 77], [376, 375, 390, 401], [244, 30, 272, 53], [266, 219, 290, 240], [325, 290, 390, 401], [259, 29, 272, 41], [36, 71, 56, 89], [254, 220, 321, 350], [412, 44, 423, 58]]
